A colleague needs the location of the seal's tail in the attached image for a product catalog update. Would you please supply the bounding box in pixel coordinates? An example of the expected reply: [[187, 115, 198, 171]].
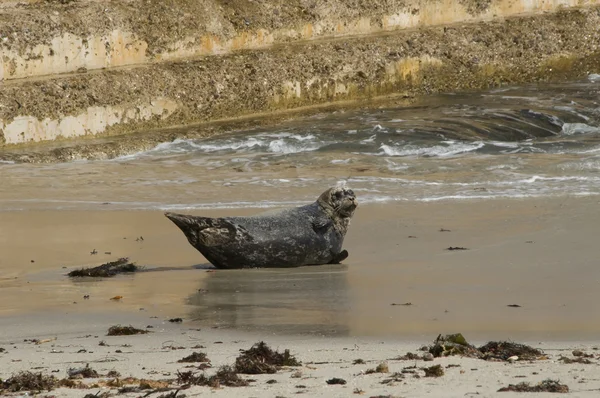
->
[[165, 212, 193, 230], [165, 212, 200, 243]]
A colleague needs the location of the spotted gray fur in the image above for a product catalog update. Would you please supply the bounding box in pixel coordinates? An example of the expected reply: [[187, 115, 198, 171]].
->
[[165, 185, 357, 269]]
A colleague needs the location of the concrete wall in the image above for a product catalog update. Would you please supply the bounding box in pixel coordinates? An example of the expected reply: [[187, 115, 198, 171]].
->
[[1, 0, 600, 149]]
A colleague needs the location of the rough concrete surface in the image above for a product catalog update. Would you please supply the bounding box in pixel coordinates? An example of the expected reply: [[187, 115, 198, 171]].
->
[[0, 1, 600, 160]]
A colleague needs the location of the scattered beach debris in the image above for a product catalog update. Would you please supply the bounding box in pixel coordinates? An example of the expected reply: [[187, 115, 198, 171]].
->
[[422, 353, 434, 361], [169, 318, 183, 323], [68, 364, 99, 379], [107, 370, 121, 378], [234, 341, 301, 374], [1, 371, 58, 392], [107, 325, 149, 336], [395, 352, 434, 361], [381, 372, 405, 384], [395, 352, 421, 360], [291, 370, 303, 378], [446, 247, 468, 251], [353, 358, 366, 364], [91, 249, 98, 255], [177, 366, 249, 387], [478, 341, 545, 361], [178, 352, 210, 363], [559, 355, 593, 364], [572, 349, 593, 357], [498, 379, 569, 393], [439, 228, 451, 232], [156, 391, 185, 398], [422, 365, 444, 377], [107, 377, 169, 390], [507, 304, 522, 308], [326, 377, 347, 385], [429, 333, 480, 358], [391, 302, 412, 306], [83, 392, 111, 398], [24, 337, 57, 345], [370, 395, 401, 398], [68, 258, 138, 277], [110, 296, 124, 301], [365, 362, 389, 374], [427, 334, 545, 361], [354, 387, 365, 393], [408, 235, 417, 238], [266, 379, 277, 384]]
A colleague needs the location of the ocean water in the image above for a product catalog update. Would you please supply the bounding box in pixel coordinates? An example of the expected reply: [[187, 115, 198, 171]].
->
[[2, 78, 600, 211]]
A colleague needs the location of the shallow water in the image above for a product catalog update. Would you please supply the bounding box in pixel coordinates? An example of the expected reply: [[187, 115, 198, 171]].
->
[[2, 78, 600, 211]]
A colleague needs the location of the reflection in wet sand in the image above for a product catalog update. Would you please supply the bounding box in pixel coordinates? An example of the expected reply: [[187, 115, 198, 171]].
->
[[187, 265, 350, 336]]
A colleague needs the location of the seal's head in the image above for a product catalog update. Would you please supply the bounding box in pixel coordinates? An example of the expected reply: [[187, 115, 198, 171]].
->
[[318, 183, 358, 218]]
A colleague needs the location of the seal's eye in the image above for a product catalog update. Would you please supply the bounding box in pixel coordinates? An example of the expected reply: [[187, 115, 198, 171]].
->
[[334, 191, 344, 199], [346, 189, 355, 197]]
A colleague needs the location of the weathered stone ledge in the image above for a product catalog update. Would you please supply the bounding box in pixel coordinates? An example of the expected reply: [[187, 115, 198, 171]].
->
[[1, 0, 598, 82], [0, 5, 600, 156]]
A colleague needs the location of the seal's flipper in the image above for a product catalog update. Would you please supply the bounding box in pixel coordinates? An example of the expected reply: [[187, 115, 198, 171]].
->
[[328, 249, 348, 264], [311, 216, 332, 234]]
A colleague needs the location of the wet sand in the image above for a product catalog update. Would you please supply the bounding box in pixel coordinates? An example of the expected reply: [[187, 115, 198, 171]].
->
[[2, 196, 600, 339], [2, 197, 600, 395], [0, 198, 600, 340]]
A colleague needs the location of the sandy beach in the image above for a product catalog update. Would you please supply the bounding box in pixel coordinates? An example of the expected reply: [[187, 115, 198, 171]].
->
[[2, 197, 600, 396]]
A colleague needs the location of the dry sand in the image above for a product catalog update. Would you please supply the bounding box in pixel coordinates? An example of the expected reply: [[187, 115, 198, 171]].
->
[[2, 197, 600, 396]]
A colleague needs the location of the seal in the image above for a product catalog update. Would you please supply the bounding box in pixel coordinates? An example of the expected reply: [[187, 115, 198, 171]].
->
[[165, 184, 357, 269]]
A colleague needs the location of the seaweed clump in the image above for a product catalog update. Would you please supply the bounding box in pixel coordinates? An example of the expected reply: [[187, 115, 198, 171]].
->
[[427, 333, 545, 361], [178, 352, 210, 363], [428, 333, 481, 358], [479, 341, 545, 361], [68, 364, 99, 379], [234, 341, 301, 374], [422, 365, 444, 377], [365, 362, 389, 374], [177, 366, 248, 387], [107, 325, 149, 336], [68, 258, 138, 277], [1, 371, 58, 392], [498, 379, 569, 393]]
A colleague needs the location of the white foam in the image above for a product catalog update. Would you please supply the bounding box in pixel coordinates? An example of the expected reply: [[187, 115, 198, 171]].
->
[[267, 139, 322, 154], [561, 123, 600, 136], [331, 159, 352, 164], [587, 73, 600, 82], [379, 141, 485, 157], [489, 141, 520, 149], [361, 135, 376, 144], [553, 106, 591, 121]]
